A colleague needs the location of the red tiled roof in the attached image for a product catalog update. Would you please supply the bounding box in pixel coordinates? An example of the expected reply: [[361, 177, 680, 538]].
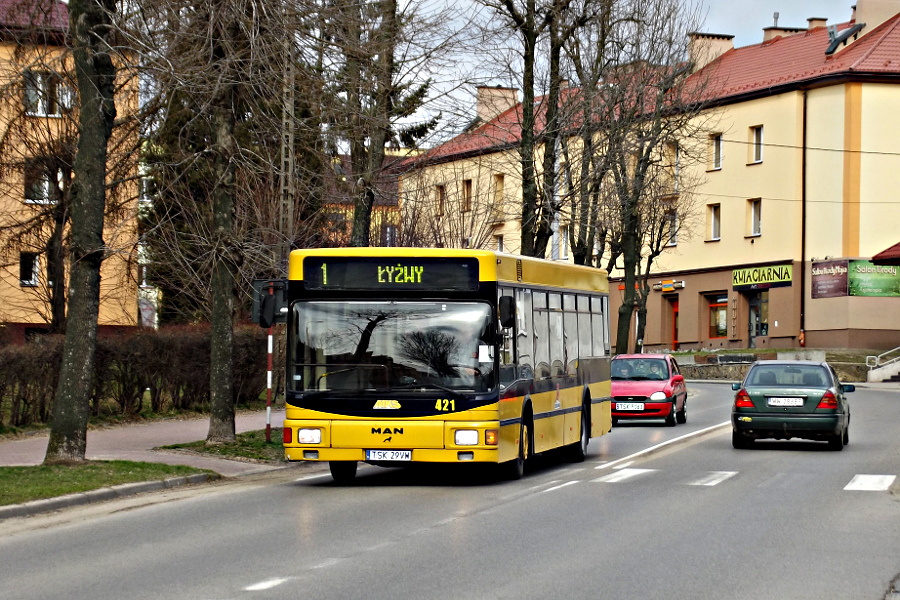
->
[[872, 241, 900, 265], [0, 0, 68, 31], [411, 11, 900, 167], [693, 15, 900, 102]]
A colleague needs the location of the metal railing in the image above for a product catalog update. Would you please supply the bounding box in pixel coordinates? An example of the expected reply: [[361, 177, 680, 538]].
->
[[866, 346, 900, 369]]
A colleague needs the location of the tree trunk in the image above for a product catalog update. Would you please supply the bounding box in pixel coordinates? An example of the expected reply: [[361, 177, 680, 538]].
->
[[44, 0, 117, 463], [206, 101, 237, 444]]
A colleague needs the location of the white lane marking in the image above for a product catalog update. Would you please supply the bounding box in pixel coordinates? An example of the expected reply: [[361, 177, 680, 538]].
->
[[844, 474, 896, 491], [542, 481, 579, 493], [613, 461, 634, 469], [688, 471, 738, 486], [595, 421, 730, 469], [245, 578, 290, 591], [592, 468, 657, 483]]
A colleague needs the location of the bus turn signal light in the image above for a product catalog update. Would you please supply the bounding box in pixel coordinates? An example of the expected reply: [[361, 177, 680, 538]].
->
[[485, 429, 498, 445]]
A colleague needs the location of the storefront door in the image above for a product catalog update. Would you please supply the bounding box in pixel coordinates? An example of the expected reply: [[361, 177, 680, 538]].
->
[[747, 291, 769, 348]]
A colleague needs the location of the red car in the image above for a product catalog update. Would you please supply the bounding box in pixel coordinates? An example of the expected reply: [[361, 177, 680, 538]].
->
[[611, 354, 688, 426]]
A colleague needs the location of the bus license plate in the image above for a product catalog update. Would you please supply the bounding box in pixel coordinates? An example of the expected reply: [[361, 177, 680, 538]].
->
[[366, 450, 412, 461], [616, 402, 644, 411]]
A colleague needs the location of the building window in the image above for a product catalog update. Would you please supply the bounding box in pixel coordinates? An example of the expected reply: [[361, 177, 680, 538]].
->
[[710, 133, 723, 170], [24, 70, 71, 117], [461, 236, 470, 249], [20, 252, 39, 286], [435, 184, 445, 216], [559, 225, 568, 260], [665, 205, 678, 246], [748, 198, 761, 236], [750, 126, 763, 163], [666, 141, 680, 192], [708, 204, 721, 241], [494, 234, 504, 252], [381, 224, 397, 247], [25, 159, 54, 204], [707, 293, 728, 339], [462, 179, 472, 212]]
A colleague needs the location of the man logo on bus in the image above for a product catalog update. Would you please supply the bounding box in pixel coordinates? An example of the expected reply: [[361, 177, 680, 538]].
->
[[372, 427, 404, 435]]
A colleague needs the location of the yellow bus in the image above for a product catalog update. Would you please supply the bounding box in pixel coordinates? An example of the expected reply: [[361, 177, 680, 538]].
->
[[266, 248, 612, 482]]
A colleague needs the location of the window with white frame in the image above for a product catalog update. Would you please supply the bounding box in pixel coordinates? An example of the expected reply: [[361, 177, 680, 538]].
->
[[25, 159, 53, 204], [494, 234, 504, 253], [24, 70, 71, 117], [749, 198, 762, 236], [559, 225, 568, 260], [710, 133, 723, 170], [708, 204, 721, 240], [665, 204, 678, 246], [750, 126, 763, 163], [20, 252, 39, 286]]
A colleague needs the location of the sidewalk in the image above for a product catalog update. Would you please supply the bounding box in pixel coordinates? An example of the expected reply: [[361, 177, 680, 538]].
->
[[0, 409, 289, 476]]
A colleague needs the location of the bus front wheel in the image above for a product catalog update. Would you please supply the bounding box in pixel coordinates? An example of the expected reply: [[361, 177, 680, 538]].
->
[[502, 421, 530, 480], [329, 461, 358, 483]]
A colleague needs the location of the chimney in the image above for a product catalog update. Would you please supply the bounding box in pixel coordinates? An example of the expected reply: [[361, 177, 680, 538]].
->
[[854, 0, 900, 33], [476, 86, 518, 123], [762, 26, 807, 41], [688, 32, 734, 72], [807, 17, 828, 29]]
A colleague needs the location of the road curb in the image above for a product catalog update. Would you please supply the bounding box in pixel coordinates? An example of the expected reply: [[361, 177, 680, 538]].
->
[[0, 473, 220, 521]]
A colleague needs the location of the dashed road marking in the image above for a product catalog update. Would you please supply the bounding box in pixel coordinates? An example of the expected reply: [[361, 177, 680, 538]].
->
[[592, 468, 657, 483], [687, 471, 738, 486]]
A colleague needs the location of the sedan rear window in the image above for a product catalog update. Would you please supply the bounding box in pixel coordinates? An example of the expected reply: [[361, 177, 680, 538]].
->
[[747, 365, 830, 387]]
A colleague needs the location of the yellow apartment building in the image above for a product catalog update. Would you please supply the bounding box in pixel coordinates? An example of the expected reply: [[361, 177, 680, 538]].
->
[[0, 0, 140, 344], [400, 0, 900, 352]]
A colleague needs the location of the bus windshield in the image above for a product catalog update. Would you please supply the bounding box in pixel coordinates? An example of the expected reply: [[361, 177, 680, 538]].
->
[[290, 301, 496, 393]]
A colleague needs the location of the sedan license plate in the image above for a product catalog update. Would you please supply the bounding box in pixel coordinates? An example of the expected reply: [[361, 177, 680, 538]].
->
[[366, 450, 412, 461], [767, 397, 804, 407], [616, 402, 644, 411]]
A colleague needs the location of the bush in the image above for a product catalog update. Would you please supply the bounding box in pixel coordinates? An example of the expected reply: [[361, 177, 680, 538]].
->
[[0, 325, 268, 426]]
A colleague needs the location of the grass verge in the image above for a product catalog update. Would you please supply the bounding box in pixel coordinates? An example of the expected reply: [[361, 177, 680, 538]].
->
[[0, 461, 212, 507], [160, 428, 285, 462]]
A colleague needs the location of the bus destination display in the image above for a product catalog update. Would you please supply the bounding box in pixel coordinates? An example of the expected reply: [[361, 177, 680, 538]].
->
[[303, 257, 480, 291]]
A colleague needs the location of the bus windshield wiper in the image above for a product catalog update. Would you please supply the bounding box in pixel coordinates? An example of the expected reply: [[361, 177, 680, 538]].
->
[[391, 382, 465, 396]]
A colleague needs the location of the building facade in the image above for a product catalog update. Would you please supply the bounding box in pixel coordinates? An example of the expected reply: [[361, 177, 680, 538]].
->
[[400, 0, 900, 352], [0, 0, 140, 344]]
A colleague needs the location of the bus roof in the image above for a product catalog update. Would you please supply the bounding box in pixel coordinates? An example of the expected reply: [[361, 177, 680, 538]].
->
[[289, 248, 608, 294]]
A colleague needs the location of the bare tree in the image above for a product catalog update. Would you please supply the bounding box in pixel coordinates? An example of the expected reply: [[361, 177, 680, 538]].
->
[[45, 0, 120, 462]]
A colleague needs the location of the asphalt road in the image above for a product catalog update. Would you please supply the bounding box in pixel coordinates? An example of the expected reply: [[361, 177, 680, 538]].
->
[[1, 382, 898, 600]]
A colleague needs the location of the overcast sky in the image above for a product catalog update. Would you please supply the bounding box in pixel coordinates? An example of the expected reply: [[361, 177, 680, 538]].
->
[[701, 0, 858, 48]]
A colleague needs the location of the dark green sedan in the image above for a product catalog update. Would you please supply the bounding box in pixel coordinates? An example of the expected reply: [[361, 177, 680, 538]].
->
[[731, 360, 854, 450]]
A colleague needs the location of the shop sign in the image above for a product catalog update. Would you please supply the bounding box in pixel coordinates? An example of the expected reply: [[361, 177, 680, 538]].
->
[[732, 265, 792, 290], [848, 260, 900, 297], [811, 259, 900, 297], [811, 260, 849, 298]]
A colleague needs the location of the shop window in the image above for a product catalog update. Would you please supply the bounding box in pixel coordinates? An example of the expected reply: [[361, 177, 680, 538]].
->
[[707, 293, 728, 339]]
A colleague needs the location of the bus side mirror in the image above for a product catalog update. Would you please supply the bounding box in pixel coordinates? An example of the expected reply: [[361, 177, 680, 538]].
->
[[499, 296, 515, 328], [259, 294, 276, 329]]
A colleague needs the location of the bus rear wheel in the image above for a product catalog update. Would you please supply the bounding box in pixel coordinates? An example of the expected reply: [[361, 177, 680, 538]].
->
[[329, 461, 358, 483], [565, 402, 590, 462]]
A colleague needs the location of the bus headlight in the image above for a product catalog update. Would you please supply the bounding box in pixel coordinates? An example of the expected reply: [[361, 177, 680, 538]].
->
[[454, 430, 479, 445], [297, 428, 322, 444]]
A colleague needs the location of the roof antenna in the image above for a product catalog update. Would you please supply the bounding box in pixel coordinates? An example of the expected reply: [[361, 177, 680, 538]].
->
[[773, 12, 779, 27]]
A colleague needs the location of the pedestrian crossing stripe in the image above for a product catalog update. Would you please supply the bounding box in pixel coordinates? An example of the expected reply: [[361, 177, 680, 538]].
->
[[844, 474, 896, 491], [590, 469, 895, 490]]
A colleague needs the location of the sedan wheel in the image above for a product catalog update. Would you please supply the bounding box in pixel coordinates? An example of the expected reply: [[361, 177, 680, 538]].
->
[[828, 432, 844, 451], [665, 404, 677, 427], [732, 431, 751, 449], [676, 399, 687, 424]]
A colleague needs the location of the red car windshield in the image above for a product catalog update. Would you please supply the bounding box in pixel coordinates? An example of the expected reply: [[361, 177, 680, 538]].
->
[[612, 358, 668, 381]]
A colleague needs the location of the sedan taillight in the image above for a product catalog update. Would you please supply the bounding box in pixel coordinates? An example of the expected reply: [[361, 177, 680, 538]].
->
[[816, 390, 839, 409], [734, 389, 754, 408]]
